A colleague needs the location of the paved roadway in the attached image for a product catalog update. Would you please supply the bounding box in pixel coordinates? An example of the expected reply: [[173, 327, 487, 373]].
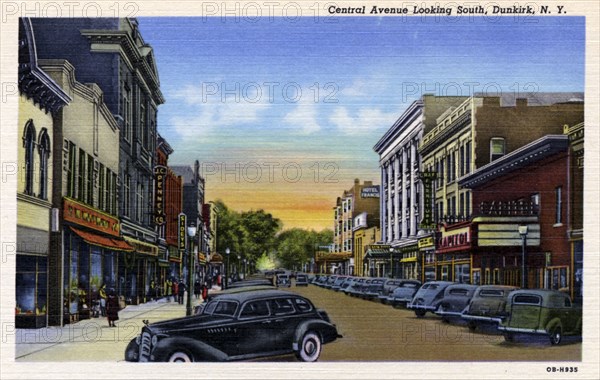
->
[[13, 283, 581, 362]]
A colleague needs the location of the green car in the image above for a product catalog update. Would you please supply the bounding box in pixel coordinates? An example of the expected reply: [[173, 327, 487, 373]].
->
[[497, 289, 582, 345]]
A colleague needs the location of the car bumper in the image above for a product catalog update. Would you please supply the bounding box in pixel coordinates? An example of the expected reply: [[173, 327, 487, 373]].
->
[[407, 304, 436, 311], [461, 314, 503, 324], [435, 309, 463, 317], [497, 326, 548, 335]]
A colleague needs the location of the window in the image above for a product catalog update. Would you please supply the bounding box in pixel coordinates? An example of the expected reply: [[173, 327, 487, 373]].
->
[[78, 149, 85, 201], [269, 298, 295, 316], [294, 298, 313, 312], [15, 255, 47, 316], [123, 173, 130, 217], [514, 294, 542, 305], [23, 120, 36, 195], [87, 154, 94, 205], [465, 141, 472, 174], [67, 142, 76, 198], [555, 186, 563, 224], [240, 301, 270, 319], [98, 164, 105, 210], [490, 137, 505, 162], [136, 182, 143, 222], [111, 172, 117, 215], [38, 129, 50, 200], [140, 103, 146, 146], [465, 191, 471, 217], [121, 81, 131, 142]]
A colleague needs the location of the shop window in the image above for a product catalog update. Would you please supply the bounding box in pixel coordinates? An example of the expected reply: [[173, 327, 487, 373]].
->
[[16, 255, 47, 316], [23, 120, 36, 196], [454, 263, 471, 283], [441, 265, 449, 281], [37, 129, 50, 200], [472, 269, 481, 285], [485, 268, 491, 285], [425, 266, 435, 282], [490, 137, 505, 162], [493, 268, 500, 285]]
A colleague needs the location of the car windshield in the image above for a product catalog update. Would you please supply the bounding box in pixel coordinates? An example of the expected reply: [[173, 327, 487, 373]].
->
[[203, 300, 238, 316]]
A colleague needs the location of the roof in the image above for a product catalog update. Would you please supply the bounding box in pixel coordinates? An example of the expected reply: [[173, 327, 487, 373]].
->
[[213, 289, 301, 302], [473, 92, 584, 107]]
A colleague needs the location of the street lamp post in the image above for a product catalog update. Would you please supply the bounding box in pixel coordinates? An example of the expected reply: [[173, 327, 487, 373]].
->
[[389, 247, 394, 278], [186, 223, 197, 316], [225, 248, 230, 289], [518, 224, 529, 289]]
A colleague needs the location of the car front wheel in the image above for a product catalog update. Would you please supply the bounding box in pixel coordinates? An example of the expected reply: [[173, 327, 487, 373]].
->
[[549, 326, 562, 345], [296, 332, 322, 362], [168, 350, 194, 362], [414, 309, 427, 318]]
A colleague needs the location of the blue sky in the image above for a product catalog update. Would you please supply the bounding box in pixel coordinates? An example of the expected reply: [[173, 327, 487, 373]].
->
[[137, 16, 585, 230]]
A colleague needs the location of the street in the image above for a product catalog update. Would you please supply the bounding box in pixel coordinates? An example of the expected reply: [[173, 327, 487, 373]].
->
[[14, 284, 581, 362]]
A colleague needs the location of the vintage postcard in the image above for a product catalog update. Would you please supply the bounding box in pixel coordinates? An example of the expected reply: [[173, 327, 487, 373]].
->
[[1, 0, 599, 379]]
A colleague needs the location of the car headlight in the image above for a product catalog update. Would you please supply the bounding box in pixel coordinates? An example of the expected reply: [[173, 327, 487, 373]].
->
[[151, 335, 159, 346], [135, 335, 141, 345]]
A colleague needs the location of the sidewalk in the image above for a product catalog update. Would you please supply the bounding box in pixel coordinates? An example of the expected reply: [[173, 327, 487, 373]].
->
[[14, 290, 217, 361]]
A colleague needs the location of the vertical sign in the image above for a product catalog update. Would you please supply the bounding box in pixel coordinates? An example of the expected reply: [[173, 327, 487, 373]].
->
[[154, 165, 167, 225], [178, 213, 187, 251], [419, 171, 437, 230]]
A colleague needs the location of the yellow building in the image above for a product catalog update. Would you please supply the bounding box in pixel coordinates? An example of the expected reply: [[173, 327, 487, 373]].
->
[[353, 213, 380, 277], [16, 19, 70, 328]]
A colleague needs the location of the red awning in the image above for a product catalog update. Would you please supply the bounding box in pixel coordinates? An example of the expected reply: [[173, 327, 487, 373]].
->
[[70, 227, 134, 252]]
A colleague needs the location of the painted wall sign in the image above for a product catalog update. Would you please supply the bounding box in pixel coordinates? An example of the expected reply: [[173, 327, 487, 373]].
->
[[361, 186, 380, 198], [63, 197, 120, 236]]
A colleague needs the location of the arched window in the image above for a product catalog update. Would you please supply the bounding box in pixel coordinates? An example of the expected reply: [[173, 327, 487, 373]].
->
[[38, 128, 51, 200], [23, 120, 36, 195]]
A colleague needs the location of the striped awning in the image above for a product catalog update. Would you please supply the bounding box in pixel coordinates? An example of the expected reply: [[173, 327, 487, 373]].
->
[[70, 227, 133, 252]]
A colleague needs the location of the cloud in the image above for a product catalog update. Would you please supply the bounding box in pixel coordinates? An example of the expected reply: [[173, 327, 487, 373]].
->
[[282, 99, 321, 135], [329, 107, 398, 135], [164, 84, 271, 137]]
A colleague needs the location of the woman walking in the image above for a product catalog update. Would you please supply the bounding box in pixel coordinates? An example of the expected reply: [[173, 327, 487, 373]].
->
[[106, 288, 120, 327]]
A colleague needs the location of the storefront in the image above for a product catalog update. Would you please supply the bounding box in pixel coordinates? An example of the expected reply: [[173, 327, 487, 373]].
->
[[61, 198, 133, 322], [122, 237, 159, 305], [435, 222, 473, 284], [364, 245, 392, 278], [396, 243, 419, 280]]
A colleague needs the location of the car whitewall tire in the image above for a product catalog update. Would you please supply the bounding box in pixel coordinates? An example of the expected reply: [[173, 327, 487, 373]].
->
[[296, 332, 322, 362], [168, 351, 193, 362]]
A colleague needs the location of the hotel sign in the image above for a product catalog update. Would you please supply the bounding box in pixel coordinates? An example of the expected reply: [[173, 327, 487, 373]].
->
[[63, 197, 120, 237], [178, 213, 187, 251], [419, 171, 437, 230], [154, 165, 167, 225], [361, 186, 380, 198]]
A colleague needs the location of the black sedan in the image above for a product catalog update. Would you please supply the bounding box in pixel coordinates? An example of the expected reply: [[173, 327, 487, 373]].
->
[[125, 289, 342, 362]]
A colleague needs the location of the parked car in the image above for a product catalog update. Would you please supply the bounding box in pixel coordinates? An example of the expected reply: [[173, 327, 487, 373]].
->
[[377, 279, 403, 303], [276, 274, 291, 287], [461, 285, 518, 330], [323, 275, 339, 289], [384, 280, 422, 306], [435, 284, 479, 322], [497, 289, 582, 345], [344, 277, 367, 296], [362, 278, 387, 300], [295, 273, 309, 287], [126, 289, 342, 362], [330, 276, 349, 291], [407, 281, 455, 317], [338, 277, 357, 292]]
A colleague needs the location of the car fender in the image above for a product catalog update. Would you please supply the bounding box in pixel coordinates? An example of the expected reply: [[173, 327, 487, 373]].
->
[[293, 320, 338, 350], [152, 336, 228, 362], [545, 318, 563, 335], [124, 337, 140, 362]]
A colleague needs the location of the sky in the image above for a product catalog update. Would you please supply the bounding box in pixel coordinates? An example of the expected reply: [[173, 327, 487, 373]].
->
[[137, 16, 585, 231]]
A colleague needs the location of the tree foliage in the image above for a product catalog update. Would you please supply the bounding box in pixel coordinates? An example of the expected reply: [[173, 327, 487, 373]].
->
[[214, 200, 332, 272]]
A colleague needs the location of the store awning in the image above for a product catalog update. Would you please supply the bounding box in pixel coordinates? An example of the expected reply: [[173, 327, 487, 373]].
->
[[400, 257, 418, 263], [124, 236, 159, 256], [70, 227, 134, 252]]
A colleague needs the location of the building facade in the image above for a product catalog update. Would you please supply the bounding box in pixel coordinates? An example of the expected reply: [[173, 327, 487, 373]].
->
[[459, 135, 578, 296], [419, 94, 584, 284], [32, 18, 165, 306], [374, 95, 469, 280], [352, 212, 381, 277], [333, 179, 380, 275], [16, 19, 70, 328]]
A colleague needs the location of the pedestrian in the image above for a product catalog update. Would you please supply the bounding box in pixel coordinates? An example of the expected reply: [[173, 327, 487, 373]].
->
[[177, 281, 186, 304], [172, 280, 178, 303], [106, 288, 120, 327], [149, 279, 156, 301], [98, 284, 107, 317], [194, 279, 201, 300], [201, 281, 208, 301], [165, 278, 172, 302]]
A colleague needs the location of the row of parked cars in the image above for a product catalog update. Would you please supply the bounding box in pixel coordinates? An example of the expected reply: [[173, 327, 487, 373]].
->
[[312, 275, 582, 345]]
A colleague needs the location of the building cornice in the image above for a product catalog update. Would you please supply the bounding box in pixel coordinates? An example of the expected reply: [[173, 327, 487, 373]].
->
[[373, 99, 423, 154], [458, 135, 568, 188]]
